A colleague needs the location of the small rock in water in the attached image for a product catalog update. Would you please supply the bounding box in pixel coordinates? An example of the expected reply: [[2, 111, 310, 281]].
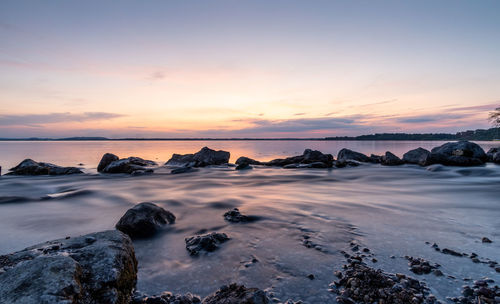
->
[[441, 248, 463, 257], [307, 274, 315, 280], [185, 232, 230, 255], [482, 237, 492, 243], [223, 208, 256, 223], [171, 166, 196, 174], [115, 202, 176, 238], [405, 256, 440, 275]]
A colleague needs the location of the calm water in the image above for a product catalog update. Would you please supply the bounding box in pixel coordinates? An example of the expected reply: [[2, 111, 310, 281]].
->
[[0, 140, 498, 173], [0, 140, 499, 303]]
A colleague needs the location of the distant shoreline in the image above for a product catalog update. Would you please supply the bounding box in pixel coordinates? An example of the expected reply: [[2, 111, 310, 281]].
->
[[0, 138, 499, 141]]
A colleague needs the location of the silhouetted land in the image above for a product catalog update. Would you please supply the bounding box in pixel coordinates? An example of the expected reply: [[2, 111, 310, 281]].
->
[[1, 127, 499, 141]]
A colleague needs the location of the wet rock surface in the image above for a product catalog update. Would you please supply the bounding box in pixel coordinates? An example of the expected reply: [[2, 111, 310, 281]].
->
[[131, 291, 202, 304], [449, 280, 500, 304], [331, 261, 440, 304], [405, 256, 441, 275], [486, 147, 500, 164], [265, 149, 333, 168], [185, 232, 230, 255], [381, 151, 404, 166], [403, 148, 431, 166], [116, 202, 176, 238], [7, 159, 83, 175], [165, 147, 230, 167], [202, 283, 269, 304], [101, 156, 157, 174], [0, 230, 137, 304], [429, 141, 487, 166]]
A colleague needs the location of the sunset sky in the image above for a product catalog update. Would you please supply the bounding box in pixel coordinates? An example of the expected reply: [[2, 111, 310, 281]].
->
[[1, 0, 499, 138]]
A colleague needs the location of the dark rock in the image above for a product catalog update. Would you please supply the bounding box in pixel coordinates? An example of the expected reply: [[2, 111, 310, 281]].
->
[[429, 141, 487, 166], [368, 154, 382, 163], [337, 149, 370, 162], [265, 149, 333, 168], [165, 147, 230, 167], [405, 256, 440, 275], [116, 202, 176, 238], [486, 147, 500, 163], [482, 237, 492, 243], [0, 230, 137, 304], [202, 283, 269, 304], [98, 153, 119, 172], [441, 248, 463, 257], [235, 163, 252, 170], [7, 159, 83, 175], [403, 148, 432, 166], [235, 157, 262, 166], [185, 232, 230, 255], [381, 151, 404, 166], [102, 157, 157, 174], [223, 208, 256, 223], [171, 167, 197, 174], [307, 274, 315, 280], [334, 160, 361, 168]]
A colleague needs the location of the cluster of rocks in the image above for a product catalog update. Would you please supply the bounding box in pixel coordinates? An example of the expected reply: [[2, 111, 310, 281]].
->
[[448, 279, 500, 304], [429, 242, 500, 272], [165, 147, 230, 168], [0, 230, 138, 304], [330, 261, 440, 304], [340, 241, 378, 263], [98, 153, 157, 174], [405, 256, 442, 276], [6, 158, 83, 175]]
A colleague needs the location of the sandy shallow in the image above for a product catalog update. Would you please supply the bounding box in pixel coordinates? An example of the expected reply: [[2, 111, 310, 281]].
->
[[0, 164, 499, 303]]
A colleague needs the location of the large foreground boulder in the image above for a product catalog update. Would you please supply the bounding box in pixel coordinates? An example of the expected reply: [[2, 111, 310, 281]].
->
[[336, 149, 370, 163], [7, 159, 83, 175], [428, 141, 487, 166], [0, 230, 137, 304], [202, 284, 269, 304], [265, 149, 334, 168], [380, 151, 404, 166], [116, 202, 176, 238], [165, 147, 230, 167], [403, 148, 431, 166], [99, 155, 157, 174]]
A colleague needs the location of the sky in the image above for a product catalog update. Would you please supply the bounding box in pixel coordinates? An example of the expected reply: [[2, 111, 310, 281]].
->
[[1, 0, 499, 138]]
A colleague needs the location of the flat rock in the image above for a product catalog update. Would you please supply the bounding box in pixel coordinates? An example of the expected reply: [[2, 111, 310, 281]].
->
[[116, 202, 176, 238], [185, 232, 230, 255], [429, 141, 487, 166], [102, 157, 157, 174], [381, 151, 404, 166], [165, 147, 230, 167], [265, 149, 333, 168], [202, 283, 269, 304], [403, 147, 431, 166], [0, 230, 137, 304], [7, 159, 83, 175]]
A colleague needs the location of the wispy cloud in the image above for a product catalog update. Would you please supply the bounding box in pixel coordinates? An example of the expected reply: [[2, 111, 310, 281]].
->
[[0, 112, 125, 127]]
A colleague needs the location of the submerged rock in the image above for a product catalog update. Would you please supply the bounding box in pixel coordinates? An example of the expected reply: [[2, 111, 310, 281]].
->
[[429, 141, 487, 166], [7, 159, 83, 175], [131, 291, 201, 304], [223, 208, 257, 223], [185, 232, 230, 255], [336, 148, 370, 163], [171, 167, 197, 174], [98, 153, 120, 172], [0, 230, 137, 304], [265, 149, 333, 168], [165, 147, 230, 167], [381, 151, 404, 166], [202, 283, 269, 304], [101, 156, 157, 174], [403, 147, 432, 166], [116, 202, 176, 238]]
